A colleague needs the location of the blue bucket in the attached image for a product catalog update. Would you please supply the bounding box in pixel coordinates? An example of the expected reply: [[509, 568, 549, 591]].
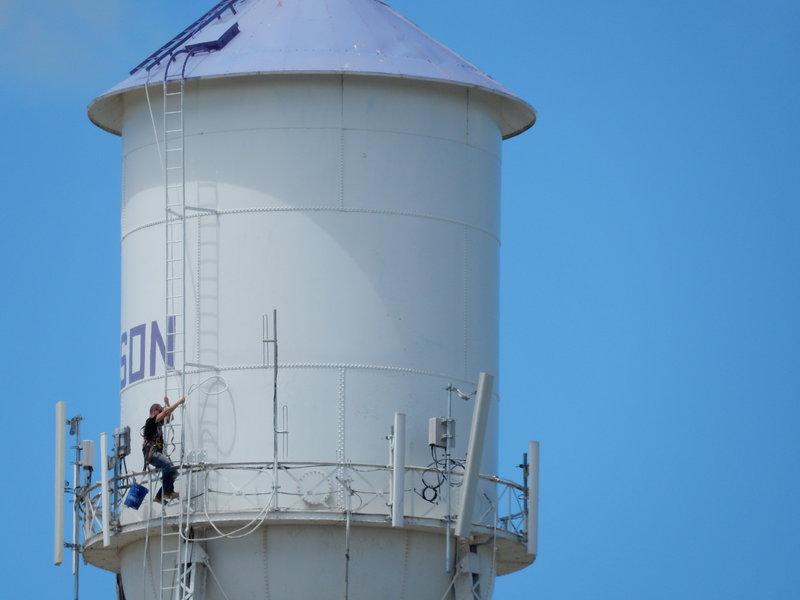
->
[[124, 482, 148, 509]]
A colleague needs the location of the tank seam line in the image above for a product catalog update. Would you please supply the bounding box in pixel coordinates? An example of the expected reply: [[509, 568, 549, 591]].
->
[[122, 128, 501, 160], [119, 362, 479, 393], [121, 206, 500, 243]]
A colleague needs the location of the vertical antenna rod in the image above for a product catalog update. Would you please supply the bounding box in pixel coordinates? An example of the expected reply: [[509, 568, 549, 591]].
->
[[272, 309, 279, 491], [445, 385, 454, 573], [69, 414, 83, 600], [264, 310, 280, 508]]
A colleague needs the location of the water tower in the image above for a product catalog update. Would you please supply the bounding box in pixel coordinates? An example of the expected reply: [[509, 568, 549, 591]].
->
[[62, 1, 538, 598]]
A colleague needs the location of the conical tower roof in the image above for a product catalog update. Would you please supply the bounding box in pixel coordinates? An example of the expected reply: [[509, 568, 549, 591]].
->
[[88, 0, 535, 138]]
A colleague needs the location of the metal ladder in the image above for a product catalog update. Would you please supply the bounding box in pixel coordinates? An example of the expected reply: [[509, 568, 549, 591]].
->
[[158, 462, 206, 600], [159, 59, 192, 600], [163, 69, 187, 412], [158, 505, 182, 599]]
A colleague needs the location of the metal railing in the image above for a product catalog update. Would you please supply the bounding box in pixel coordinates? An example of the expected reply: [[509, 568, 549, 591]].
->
[[80, 461, 528, 546]]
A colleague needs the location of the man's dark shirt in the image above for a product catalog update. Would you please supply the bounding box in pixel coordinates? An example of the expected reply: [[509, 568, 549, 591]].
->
[[143, 416, 164, 457]]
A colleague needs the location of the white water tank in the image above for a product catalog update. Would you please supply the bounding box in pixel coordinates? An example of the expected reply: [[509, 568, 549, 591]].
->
[[85, 1, 535, 598]]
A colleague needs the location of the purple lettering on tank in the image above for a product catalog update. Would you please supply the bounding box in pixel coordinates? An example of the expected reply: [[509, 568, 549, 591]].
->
[[150, 320, 165, 377], [166, 315, 176, 369], [120, 318, 176, 390], [129, 324, 146, 384], [120, 331, 128, 390]]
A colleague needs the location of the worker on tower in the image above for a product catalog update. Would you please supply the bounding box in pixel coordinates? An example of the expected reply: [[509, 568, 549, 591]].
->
[[143, 396, 186, 502]]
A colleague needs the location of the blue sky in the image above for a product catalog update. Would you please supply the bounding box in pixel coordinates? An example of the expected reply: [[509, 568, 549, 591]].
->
[[2, 1, 798, 598]]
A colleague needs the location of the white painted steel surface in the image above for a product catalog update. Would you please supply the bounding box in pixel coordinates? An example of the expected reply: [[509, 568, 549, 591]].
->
[[110, 73, 508, 599], [118, 75, 503, 479], [116, 526, 496, 600]]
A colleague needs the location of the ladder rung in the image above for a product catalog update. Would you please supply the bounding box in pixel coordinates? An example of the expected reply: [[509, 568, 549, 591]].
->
[[165, 91, 183, 96], [165, 129, 183, 134]]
